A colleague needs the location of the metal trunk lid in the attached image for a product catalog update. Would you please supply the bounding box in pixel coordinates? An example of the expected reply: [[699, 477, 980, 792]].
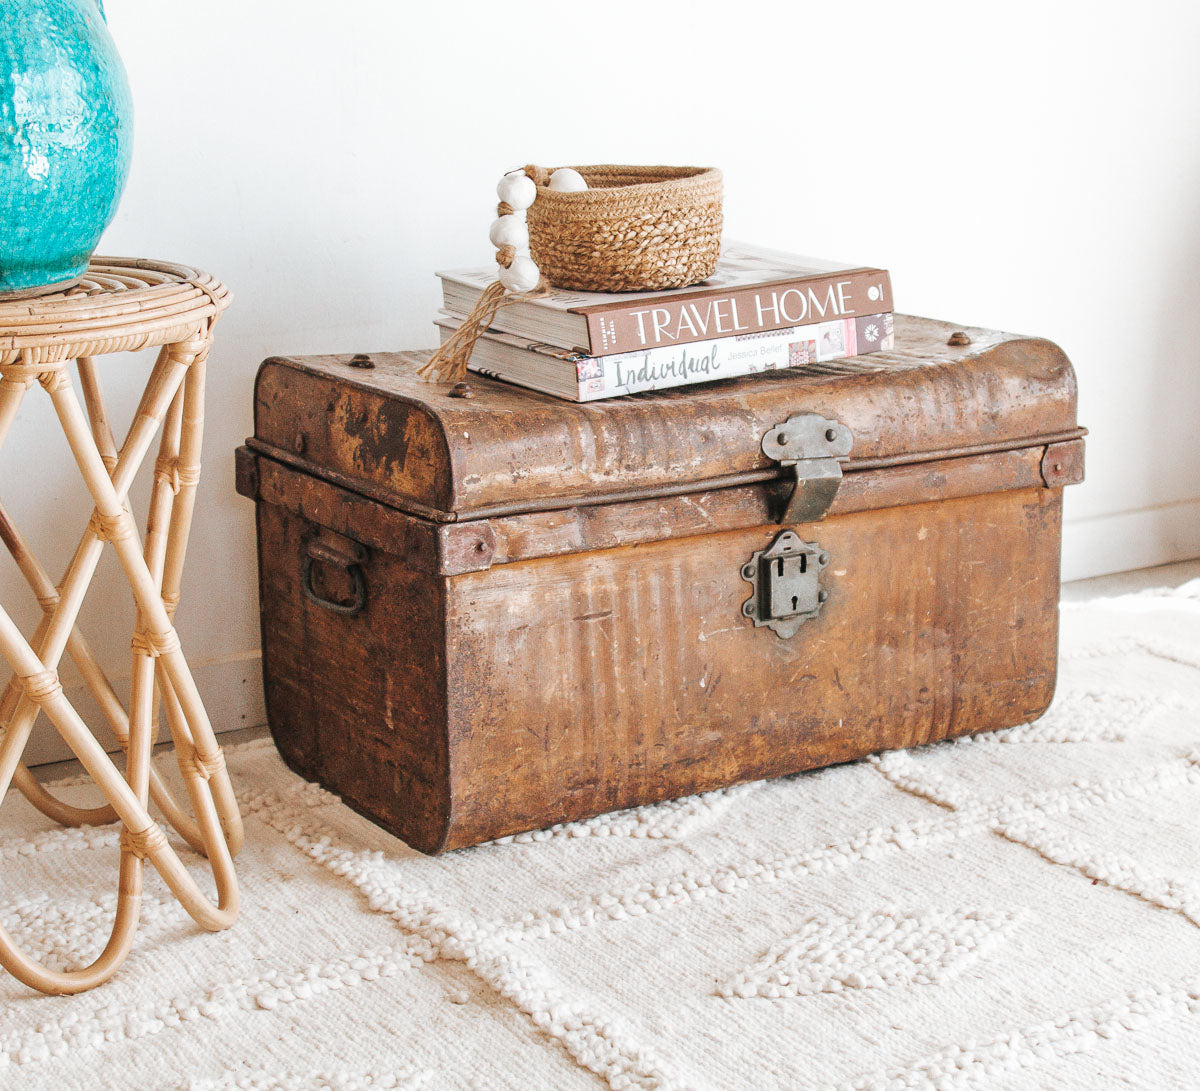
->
[[249, 315, 1080, 523]]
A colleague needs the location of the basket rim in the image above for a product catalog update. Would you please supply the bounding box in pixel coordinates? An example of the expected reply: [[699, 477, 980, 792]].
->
[[537, 163, 719, 193], [528, 165, 723, 220]]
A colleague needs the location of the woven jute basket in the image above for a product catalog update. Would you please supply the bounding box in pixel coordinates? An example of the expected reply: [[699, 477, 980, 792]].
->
[[524, 164, 723, 291], [418, 163, 725, 383]]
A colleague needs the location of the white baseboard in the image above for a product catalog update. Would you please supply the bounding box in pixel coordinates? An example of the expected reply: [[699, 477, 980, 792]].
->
[[1063, 497, 1200, 582], [23, 652, 267, 767]]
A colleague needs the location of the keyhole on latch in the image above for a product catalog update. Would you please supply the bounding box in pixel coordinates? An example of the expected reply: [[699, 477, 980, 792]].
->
[[791, 594, 799, 611]]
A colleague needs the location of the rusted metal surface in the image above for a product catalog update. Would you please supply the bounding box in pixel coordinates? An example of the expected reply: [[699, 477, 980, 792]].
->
[[253, 498, 451, 853], [1040, 438, 1086, 488], [233, 444, 259, 504], [243, 319, 1085, 853], [439, 488, 1063, 849], [243, 424, 1087, 527], [239, 441, 1073, 577], [252, 316, 1078, 519], [253, 483, 1065, 853]]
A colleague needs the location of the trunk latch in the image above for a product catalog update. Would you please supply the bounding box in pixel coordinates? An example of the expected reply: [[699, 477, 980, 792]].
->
[[761, 413, 853, 524], [741, 531, 830, 638]]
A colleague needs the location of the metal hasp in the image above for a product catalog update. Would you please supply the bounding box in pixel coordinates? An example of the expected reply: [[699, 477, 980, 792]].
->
[[761, 412, 853, 524], [741, 531, 830, 638]]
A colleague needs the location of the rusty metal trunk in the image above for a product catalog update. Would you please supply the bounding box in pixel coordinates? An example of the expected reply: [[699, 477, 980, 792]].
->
[[237, 316, 1084, 852]]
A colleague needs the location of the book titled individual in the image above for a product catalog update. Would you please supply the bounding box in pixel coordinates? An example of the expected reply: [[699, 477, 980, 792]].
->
[[437, 241, 893, 356], [436, 312, 895, 402]]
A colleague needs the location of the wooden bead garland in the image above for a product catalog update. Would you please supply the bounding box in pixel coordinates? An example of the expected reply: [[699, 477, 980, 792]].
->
[[487, 214, 528, 251], [419, 166, 586, 384], [496, 171, 537, 212], [499, 254, 540, 294]]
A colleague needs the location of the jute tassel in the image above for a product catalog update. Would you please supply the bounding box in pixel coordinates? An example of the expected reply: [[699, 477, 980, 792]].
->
[[419, 169, 549, 385], [417, 277, 544, 384]]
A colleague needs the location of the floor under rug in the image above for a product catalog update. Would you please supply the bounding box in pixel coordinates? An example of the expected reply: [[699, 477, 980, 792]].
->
[[3, 582, 1200, 1090]]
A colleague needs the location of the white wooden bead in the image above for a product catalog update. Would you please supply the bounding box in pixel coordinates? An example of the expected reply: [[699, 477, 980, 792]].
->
[[548, 168, 588, 193], [498, 254, 540, 293], [488, 216, 529, 250], [496, 172, 537, 211]]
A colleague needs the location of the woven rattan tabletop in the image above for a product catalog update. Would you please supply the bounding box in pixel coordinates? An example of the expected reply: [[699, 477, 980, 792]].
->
[[0, 257, 231, 368]]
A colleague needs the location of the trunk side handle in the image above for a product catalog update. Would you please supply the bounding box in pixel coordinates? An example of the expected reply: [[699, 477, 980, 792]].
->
[[301, 533, 368, 616]]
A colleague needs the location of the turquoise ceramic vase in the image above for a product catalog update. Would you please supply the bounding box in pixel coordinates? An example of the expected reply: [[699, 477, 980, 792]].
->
[[0, 0, 132, 298]]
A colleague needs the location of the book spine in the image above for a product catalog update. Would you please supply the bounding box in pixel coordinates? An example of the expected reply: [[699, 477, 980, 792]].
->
[[583, 268, 892, 355], [572, 313, 894, 401]]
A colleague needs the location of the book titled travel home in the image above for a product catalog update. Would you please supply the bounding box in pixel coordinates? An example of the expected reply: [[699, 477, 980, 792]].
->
[[436, 312, 895, 402], [437, 241, 893, 356]]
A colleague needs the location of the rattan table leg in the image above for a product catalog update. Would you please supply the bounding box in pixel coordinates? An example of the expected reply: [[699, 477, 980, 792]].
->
[[158, 353, 243, 850], [78, 350, 236, 850], [38, 362, 240, 919], [0, 497, 216, 852], [0, 350, 239, 854], [0, 598, 229, 993], [0, 343, 240, 993], [0, 351, 181, 770], [0, 375, 117, 825], [0, 373, 29, 445]]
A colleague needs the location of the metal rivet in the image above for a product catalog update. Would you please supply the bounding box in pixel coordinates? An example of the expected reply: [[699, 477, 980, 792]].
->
[[448, 382, 474, 399], [947, 331, 972, 347], [348, 353, 375, 369], [474, 541, 487, 553], [776, 433, 788, 446], [818, 551, 830, 566], [292, 434, 306, 455], [818, 589, 829, 603], [1053, 463, 1062, 473], [825, 428, 837, 442]]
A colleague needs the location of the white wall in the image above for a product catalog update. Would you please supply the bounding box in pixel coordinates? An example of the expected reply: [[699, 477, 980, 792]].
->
[[14, 0, 1200, 761]]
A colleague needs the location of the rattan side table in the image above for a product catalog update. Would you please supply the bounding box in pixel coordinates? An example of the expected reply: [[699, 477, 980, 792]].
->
[[0, 258, 242, 995]]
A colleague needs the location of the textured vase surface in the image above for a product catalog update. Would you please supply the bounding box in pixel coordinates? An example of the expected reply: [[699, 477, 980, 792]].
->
[[0, 0, 132, 297]]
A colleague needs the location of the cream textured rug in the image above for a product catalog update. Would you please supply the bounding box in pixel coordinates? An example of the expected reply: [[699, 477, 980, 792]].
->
[[4, 583, 1200, 1090]]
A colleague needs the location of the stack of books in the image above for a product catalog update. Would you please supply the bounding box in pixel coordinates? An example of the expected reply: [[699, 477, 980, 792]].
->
[[434, 241, 894, 402]]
